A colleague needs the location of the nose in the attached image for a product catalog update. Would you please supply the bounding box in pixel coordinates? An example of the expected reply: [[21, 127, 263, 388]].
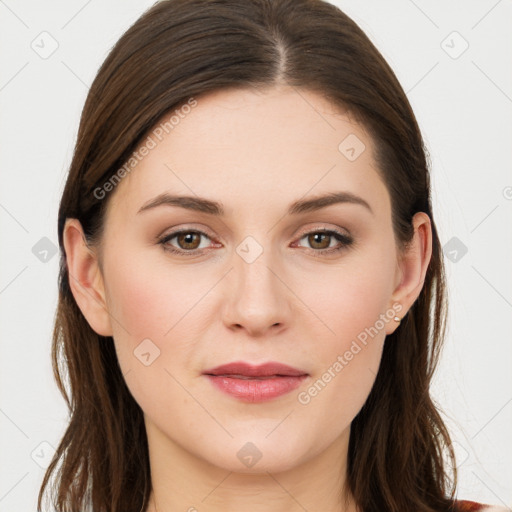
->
[[222, 243, 292, 338]]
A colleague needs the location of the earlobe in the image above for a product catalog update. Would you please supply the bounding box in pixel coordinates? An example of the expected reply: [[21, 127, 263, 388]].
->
[[388, 212, 433, 328], [63, 218, 113, 337]]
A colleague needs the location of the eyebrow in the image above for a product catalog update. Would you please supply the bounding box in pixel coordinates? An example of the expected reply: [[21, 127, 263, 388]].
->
[[137, 191, 374, 216]]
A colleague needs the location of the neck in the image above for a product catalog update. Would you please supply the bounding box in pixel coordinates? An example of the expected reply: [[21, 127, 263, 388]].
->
[[144, 418, 357, 512]]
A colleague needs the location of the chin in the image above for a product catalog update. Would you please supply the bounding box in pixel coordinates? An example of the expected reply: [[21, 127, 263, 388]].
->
[[201, 434, 310, 475], [218, 453, 300, 475]]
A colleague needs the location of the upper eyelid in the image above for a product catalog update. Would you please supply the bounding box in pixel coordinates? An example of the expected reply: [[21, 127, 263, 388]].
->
[[158, 223, 215, 238]]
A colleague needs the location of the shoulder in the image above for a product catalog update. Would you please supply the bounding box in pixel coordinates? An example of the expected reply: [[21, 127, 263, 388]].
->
[[455, 501, 511, 512]]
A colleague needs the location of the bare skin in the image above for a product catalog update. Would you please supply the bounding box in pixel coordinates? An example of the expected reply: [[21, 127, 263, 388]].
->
[[63, 85, 432, 512]]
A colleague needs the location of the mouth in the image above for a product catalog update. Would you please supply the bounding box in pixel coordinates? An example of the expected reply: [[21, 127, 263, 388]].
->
[[209, 374, 291, 380], [202, 361, 309, 403], [203, 361, 308, 377]]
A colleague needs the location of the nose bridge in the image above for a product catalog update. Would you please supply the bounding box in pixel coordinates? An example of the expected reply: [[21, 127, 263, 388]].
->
[[234, 234, 281, 303], [224, 234, 289, 333]]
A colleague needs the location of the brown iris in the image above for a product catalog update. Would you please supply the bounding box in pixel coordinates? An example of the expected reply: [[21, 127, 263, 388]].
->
[[176, 232, 202, 250], [307, 232, 331, 250]]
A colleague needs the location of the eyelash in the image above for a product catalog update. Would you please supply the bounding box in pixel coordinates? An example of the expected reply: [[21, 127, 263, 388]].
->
[[157, 227, 354, 257]]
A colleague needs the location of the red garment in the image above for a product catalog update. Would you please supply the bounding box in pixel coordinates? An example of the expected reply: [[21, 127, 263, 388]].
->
[[455, 500, 488, 511]]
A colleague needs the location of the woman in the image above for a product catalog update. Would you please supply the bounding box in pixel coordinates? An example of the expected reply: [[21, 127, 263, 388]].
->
[[37, 0, 508, 511]]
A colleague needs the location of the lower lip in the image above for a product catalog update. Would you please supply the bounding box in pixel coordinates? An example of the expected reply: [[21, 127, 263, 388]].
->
[[205, 375, 308, 403]]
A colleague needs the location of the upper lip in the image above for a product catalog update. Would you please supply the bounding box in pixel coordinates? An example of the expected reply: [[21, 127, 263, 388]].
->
[[203, 361, 308, 377]]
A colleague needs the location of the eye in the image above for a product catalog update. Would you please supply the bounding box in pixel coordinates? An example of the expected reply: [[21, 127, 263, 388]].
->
[[293, 229, 353, 256], [158, 229, 216, 256], [158, 227, 354, 257]]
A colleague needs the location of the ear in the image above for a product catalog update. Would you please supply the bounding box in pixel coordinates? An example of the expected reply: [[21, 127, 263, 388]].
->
[[63, 218, 113, 337], [386, 212, 432, 334]]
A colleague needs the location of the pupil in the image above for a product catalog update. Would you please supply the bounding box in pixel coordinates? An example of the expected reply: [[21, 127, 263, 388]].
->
[[180, 232, 198, 249], [311, 233, 328, 248]]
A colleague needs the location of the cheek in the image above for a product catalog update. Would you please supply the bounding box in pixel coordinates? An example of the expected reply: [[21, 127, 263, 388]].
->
[[106, 266, 168, 343], [296, 286, 387, 440], [295, 244, 395, 413], [102, 249, 204, 380], [298, 244, 396, 348], [104, 246, 211, 342], [103, 252, 203, 422]]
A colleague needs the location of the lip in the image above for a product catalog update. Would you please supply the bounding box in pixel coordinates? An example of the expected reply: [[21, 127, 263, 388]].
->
[[203, 361, 309, 403], [203, 361, 307, 377]]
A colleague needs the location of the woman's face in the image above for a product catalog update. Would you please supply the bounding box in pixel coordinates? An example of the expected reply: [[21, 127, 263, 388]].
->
[[69, 85, 426, 474]]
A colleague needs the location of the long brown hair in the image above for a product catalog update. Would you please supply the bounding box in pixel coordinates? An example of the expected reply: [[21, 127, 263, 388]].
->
[[38, 0, 457, 510]]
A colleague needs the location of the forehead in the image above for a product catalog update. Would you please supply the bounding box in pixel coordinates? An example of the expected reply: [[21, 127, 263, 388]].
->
[[105, 86, 389, 220]]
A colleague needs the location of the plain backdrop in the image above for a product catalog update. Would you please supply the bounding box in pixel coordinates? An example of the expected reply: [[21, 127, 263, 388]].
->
[[1, 0, 511, 510]]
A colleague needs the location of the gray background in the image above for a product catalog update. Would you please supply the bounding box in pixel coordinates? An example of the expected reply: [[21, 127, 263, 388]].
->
[[1, 0, 511, 510]]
